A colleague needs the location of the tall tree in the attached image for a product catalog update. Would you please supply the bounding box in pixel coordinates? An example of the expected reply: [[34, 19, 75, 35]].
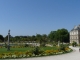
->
[[36, 34, 42, 46], [55, 28, 69, 43], [48, 31, 56, 42], [42, 34, 47, 46], [0, 35, 4, 42]]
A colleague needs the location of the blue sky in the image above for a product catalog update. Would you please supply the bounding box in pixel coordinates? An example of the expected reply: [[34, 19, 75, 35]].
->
[[0, 0, 80, 37]]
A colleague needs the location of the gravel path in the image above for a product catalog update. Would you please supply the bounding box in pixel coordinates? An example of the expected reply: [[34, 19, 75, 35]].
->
[[7, 46, 80, 60]]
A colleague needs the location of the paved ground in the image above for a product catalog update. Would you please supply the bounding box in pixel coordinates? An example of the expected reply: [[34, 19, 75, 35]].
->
[[8, 46, 80, 60]]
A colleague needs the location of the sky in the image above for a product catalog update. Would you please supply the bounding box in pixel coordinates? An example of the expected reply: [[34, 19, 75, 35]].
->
[[0, 0, 80, 37]]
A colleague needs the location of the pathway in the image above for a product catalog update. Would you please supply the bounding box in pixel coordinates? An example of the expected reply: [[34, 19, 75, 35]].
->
[[9, 46, 80, 60]]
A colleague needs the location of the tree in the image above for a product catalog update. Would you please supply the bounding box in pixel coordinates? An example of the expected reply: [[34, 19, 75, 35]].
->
[[31, 35, 36, 41], [36, 34, 42, 46], [55, 28, 69, 43], [48, 31, 56, 42], [42, 34, 47, 46], [0, 35, 4, 42], [5, 35, 13, 42], [72, 41, 77, 47], [4, 35, 8, 43], [48, 28, 69, 43]]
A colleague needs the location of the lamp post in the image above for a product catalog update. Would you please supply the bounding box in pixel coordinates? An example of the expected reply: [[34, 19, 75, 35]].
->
[[7, 30, 10, 51]]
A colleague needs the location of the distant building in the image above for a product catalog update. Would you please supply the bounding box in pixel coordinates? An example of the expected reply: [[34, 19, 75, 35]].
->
[[70, 25, 80, 44]]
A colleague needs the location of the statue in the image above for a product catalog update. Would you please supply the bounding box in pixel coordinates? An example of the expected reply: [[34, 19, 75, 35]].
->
[[7, 30, 10, 51]]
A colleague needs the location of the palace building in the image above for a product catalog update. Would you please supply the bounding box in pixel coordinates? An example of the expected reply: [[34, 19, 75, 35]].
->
[[70, 25, 80, 44]]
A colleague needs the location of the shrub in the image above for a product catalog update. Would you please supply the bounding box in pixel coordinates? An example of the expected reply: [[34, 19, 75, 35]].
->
[[44, 50, 54, 55], [53, 42, 58, 46], [4, 43, 7, 48], [72, 41, 77, 47], [25, 51, 32, 57], [59, 44, 68, 51], [32, 47, 40, 55], [32, 47, 44, 56], [24, 44, 29, 47], [0, 46, 72, 59]]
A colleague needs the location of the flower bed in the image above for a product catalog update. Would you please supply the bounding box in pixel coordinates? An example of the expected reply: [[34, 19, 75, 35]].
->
[[0, 47, 72, 59]]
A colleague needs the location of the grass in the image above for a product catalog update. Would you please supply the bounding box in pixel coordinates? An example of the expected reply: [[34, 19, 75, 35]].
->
[[40, 46, 58, 51], [0, 46, 73, 59], [0, 47, 33, 53], [0, 46, 58, 54]]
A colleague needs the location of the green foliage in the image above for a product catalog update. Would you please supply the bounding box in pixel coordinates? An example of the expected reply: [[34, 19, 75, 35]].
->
[[2, 28, 69, 47], [40, 43, 45, 47], [4, 43, 7, 48], [59, 44, 69, 51], [48, 28, 69, 43], [32, 47, 42, 55], [53, 42, 58, 46], [24, 44, 29, 47], [0, 35, 4, 42], [0, 46, 72, 59], [48, 31, 56, 42], [72, 41, 77, 47], [55, 29, 69, 43]]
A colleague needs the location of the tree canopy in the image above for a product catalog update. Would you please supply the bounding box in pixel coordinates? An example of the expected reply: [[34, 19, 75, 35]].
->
[[0, 28, 69, 46], [48, 28, 69, 43], [0, 35, 4, 42]]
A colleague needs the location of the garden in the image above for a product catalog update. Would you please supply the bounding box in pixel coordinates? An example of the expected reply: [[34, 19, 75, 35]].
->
[[0, 43, 72, 59], [0, 28, 72, 59]]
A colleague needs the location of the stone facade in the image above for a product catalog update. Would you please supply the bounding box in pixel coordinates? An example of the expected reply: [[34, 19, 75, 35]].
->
[[70, 25, 80, 44]]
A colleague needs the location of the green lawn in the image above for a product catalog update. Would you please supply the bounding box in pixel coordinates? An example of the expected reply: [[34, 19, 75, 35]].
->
[[40, 46, 58, 51], [0, 46, 58, 54], [0, 47, 33, 53]]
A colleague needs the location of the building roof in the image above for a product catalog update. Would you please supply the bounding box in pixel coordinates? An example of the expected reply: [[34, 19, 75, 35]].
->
[[71, 25, 80, 31]]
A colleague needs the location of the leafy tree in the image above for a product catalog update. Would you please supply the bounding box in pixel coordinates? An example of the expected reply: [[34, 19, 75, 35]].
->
[[59, 44, 69, 51], [55, 28, 69, 43], [48, 31, 56, 42], [31, 35, 36, 42], [4, 35, 12, 42], [0, 35, 4, 42], [2, 28, 69, 45], [4, 35, 8, 42], [36, 34, 43, 46], [41, 34, 47, 46], [72, 41, 77, 47], [32, 47, 40, 55]]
